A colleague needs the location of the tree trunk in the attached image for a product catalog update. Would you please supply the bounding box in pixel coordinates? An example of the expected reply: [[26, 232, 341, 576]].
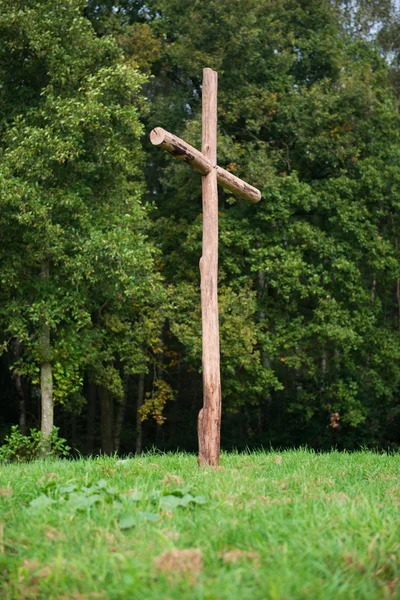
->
[[40, 359, 53, 452], [40, 262, 53, 454], [198, 67, 221, 467], [322, 348, 327, 376], [99, 386, 114, 455], [71, 412, 77, 451], [155, 329, 166, 448], [114, 374, 129, 453], [15, 373, 27, 435], [390, 215, 400, 329], [86, 382, 97, 454], [136, 373, 145, 455], [396, 278, 400, 331], [11, 338, 27, 435], [257, 268, 271, 431], [371, 274, 376, 303], [395, 238, 400, 330], [321, 347, 327, 403]]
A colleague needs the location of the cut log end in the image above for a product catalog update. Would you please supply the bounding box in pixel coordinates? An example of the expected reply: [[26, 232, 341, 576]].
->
[[150, 127, 166, 146], [149, 127, 211, 175]]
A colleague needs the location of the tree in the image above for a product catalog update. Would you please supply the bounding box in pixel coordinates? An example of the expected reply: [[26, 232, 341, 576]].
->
[[92, 0, 400, 448], [0, 0, 163, 448], [1, 0, 400, 452]]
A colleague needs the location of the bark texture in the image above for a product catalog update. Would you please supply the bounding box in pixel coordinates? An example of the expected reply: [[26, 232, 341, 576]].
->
[[150, 127, 211, 175], [99, 386, 114, 455], [114, 374, 129, 453], [86, 382, 97, 454], [16, 374, 27, 435], [11, 338, 27, 435], [198, 68, 221, 467], [150, 127, 261, 203], [40, 360, 53, 442], [150, 68, 261, 466], [136, 373, 145, 455], [40, 262, 53, 452]]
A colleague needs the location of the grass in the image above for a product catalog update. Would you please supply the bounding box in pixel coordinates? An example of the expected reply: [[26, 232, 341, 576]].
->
[[0, 449, 399, 599]]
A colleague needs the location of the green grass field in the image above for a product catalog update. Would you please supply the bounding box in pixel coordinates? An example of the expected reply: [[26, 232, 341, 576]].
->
[[0, 450, 399, 599]]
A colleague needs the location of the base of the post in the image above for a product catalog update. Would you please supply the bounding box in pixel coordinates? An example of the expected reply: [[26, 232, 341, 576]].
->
[[197, 407, 221, 467]]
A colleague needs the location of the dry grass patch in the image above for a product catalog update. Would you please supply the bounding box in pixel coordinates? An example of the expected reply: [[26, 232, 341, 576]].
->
[[155, 548, 202, 584], [37, 473, 60, 486], [342, 552, 366, 574], [257, 495, 292, 505], [162, 474, 185, 486], [386, 578, 400, 598], [15, 558, 53, 599], [45, 526, 64, 541], [159, 528, 180, 541], [59, 594, 104, 600], [219, 549, 260, 567], [325, 492, 350, 503]]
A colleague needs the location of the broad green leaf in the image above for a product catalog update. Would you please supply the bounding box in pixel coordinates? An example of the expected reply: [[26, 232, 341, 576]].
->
[[67, 493, 103, 511], [58, 484, 78, 495], [162, 486, 191, 498], [95, 479, 108, 489], [191, 496, 207, 505], [118, 514, 138, 530], [119, 511, 159, 529], [137, 511, 159, 522], [29, 494, 57, 510], [127, 490, 143, 502], [159, 495, 183, 510], [160, 493, 207, 510]]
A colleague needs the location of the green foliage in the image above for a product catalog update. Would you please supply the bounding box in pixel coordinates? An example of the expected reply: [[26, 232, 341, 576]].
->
[[28, 472, 207, 531], [2, 0, 400, 450], [125, 0, 400, 445], [140, 379, 175, 424], [0, 426, 70, 462], [31, 477, 121, 512], [158, 491, 207, 510], [0, 0, 164, 411], [118, 511, 159, 529]]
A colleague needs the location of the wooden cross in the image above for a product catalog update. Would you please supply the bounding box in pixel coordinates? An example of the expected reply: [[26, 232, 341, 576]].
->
[[150, 68, 261, 467]]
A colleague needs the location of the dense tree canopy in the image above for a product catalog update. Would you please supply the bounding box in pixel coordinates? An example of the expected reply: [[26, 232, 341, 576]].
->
[[0, 0, 164, 449], [1, 0, 400, 453]]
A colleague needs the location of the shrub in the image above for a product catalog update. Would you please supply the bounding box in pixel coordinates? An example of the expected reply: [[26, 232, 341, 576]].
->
[[0, 426, 70, 462]]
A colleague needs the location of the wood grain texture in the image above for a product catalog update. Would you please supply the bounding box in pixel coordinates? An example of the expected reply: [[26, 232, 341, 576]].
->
[[215, 166, 261, 203], [150, 127, 211, 175], [198, 67, 221, 467], [39, 261, 53, 455], [150, 127, 261, 203], [149, 67, 262, 468]]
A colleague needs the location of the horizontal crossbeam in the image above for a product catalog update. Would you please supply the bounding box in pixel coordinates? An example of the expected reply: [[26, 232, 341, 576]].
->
[[150, 127, 261, 203]]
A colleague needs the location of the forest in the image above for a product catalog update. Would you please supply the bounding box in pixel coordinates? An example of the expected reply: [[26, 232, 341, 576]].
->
[[1, 0, 400, 456]]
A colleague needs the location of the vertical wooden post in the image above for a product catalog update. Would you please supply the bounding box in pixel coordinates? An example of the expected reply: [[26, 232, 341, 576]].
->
[[150, 67, 261, 468], [198, 68, 221, 466]]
